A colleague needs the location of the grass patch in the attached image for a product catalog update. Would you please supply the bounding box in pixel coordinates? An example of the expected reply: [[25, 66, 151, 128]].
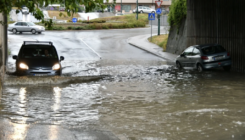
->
[[101, 14, 148, 24], [148, 34, 169, 51], [40, 14, 148, 30]]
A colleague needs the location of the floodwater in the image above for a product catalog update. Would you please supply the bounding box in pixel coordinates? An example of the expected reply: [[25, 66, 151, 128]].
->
[[1, 59, 245, 140]]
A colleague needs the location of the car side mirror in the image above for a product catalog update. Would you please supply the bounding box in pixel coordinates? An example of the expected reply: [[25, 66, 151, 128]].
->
[[60, 56, 64, 61], [12, 55, 17, 60], [180, 54, 185, 57]]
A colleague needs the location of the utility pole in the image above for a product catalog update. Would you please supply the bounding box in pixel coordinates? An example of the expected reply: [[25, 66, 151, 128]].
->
[[136, 0, 138, 20]]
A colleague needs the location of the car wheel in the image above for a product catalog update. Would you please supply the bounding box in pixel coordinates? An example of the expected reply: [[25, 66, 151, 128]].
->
[[223, 66, 231, 71], [38, 32, 41, 34], [140, 10, 143, 14], [197, 64, 203, 72], [31, 29, 36, 34], [12, 29, 17, 34], [176, 61, 182, 69], [19, 32, 22, 34]]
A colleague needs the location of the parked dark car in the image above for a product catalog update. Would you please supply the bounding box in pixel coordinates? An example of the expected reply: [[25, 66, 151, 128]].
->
[[12, 41, 65, 76], [176, 44, 232, 72]]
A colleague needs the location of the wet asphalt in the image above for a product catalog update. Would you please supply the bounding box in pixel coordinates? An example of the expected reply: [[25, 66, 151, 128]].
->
[[1, 27, 245, 140]]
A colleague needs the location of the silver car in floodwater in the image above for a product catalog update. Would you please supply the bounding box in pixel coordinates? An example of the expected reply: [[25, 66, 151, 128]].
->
[[8, 21, 45, 34], [176, 44, 232, 72]]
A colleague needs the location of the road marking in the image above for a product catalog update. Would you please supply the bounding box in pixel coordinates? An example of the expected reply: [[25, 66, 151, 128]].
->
[[80, 38, 101, 59]]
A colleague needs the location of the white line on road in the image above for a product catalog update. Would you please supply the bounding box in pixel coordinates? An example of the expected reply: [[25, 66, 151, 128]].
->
[[80, 38, 101, 59]]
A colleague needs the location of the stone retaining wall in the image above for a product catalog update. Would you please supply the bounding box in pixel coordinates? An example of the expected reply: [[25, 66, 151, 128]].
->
[[166, 18, 187, 55]]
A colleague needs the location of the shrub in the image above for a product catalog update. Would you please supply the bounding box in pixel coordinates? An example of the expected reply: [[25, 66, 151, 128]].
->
[[81, 19, 106, 24], [75, 27, 83, 30], [102, 25, 109, 29], [67, 26, 72, 30], [95, 24, 102, 29], [168, 0, 187, 27], [88, 24, 96, 29], [52, 26, 64, 30]]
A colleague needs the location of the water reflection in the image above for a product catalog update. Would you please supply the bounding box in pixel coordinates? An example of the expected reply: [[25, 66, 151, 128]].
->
[[49, 125, 58, 140], [11, 123, 28, 140], [10, 87, 28, 140], [1, 84, 101, 127], [53, 87, 62, 112]]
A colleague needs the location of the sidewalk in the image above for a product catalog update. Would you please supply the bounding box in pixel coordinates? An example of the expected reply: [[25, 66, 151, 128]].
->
[[127, 34, 178, 62]]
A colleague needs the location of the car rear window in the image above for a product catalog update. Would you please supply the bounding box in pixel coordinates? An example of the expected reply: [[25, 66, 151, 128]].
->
[[20, 45, 58, 59], [201, 45, 226, 55]]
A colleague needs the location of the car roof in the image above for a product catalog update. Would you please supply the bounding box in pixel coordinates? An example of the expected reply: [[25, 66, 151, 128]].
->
[[193, 44, 221, 49], [22, 41, 53, 46]]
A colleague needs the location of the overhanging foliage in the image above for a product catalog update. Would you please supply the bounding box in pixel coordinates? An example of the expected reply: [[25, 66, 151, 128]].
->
[[168, 0, 187, 27], [0, 0, 115, 27]]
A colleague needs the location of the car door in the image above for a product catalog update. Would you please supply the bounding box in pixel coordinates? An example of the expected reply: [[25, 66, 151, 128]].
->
[[146, 7, 151, 13], [190, 47, 201, 68], [21, 22, 29, 32], [179, 47, 194, 67], [142, 7, 147, 13], [14, 22, 22, 31]]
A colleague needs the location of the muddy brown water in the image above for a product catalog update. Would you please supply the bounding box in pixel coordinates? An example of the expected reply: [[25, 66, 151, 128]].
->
[[1, 61, 245, 140]]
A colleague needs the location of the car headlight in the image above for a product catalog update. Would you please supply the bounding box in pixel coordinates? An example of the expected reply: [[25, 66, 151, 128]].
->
[[52, 64, 60, 70], [19, 63, 29, 70]]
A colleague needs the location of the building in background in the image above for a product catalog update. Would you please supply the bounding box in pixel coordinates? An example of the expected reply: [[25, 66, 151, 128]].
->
[[107, 0, 171, 13]]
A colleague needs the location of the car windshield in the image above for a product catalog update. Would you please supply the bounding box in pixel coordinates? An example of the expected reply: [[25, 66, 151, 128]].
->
[[201, 45, 226, 55], [20, 45, 58, 59], [27, 22, 35, 26]]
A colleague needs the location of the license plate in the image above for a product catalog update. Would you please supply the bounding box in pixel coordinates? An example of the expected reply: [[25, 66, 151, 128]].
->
[[213, 56, 224, 60], [34, 74, 48, 76]]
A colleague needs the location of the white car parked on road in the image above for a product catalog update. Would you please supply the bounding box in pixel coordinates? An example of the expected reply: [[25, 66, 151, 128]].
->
[[133, 6, 156, 14]]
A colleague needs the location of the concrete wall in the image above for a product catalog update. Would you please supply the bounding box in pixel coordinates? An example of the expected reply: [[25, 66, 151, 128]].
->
[[166, 18, 187, 55], [148, 15, 169, 26]]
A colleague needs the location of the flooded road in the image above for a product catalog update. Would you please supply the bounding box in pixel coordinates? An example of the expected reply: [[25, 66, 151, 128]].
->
[[2, 28, 245, 139], [2, 63, 245, 140]]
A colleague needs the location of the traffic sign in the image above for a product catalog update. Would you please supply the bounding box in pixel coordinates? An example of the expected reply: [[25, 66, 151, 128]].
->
[[148, 13, 155, 20], [156, 8, 162, 15], [72, 18, 77, 23], [155, 1, 163, 8]]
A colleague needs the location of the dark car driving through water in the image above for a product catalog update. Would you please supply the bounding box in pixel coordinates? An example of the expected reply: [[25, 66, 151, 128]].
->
[[176, 44, 232, 72], [12, 41, 64, 76]]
